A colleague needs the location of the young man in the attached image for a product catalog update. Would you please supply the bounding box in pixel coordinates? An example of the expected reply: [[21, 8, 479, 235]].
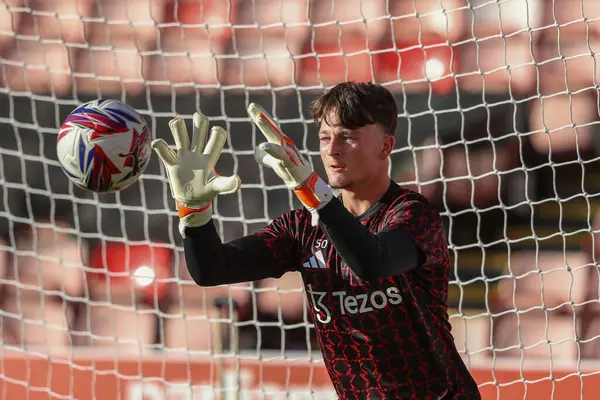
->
[[152, 82, 482, 399]]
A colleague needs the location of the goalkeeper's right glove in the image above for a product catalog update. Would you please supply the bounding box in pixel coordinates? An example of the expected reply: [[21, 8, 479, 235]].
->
[[248, 103, 334, 226], [151, 113, 241, 237]]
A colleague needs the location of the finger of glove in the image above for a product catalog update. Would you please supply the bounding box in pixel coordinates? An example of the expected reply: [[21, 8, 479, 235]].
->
[[191, 112, 209, 153], [151, 139, 178, 167], [169, 117, 190, 154], [206, 174, 241, 196], [203, 126, 228, 172], [254, 143, 287, 170], [254, 147, 296, 187], [247, 103, 286, 145], [259, 142, 291, 163]]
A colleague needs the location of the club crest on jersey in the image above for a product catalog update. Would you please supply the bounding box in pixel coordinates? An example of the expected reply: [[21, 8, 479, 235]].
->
[[302, 250, 327, 269]]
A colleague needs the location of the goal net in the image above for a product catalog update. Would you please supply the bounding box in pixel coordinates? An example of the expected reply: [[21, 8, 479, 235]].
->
[[1, 0, 600, 398]]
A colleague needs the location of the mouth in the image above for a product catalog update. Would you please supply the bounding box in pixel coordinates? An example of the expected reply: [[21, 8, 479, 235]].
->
[[328, 165, 346, 172]]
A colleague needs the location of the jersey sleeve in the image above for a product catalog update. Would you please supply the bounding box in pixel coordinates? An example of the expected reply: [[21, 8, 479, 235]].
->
[[251, 210, 302, 273], [317, 197, 422, 281], [183, 211, 300, 286], [384, 196, 448, 268]]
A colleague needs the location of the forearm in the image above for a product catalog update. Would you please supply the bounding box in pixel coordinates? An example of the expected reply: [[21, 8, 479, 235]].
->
[[318, 198, 422, 281], [183, 223, 287, 286]]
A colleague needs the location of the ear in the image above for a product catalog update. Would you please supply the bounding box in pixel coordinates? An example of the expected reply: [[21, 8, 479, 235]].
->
[[380, 134, 395, 159]]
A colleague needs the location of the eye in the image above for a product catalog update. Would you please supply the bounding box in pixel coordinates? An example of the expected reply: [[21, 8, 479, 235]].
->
[[319, 136, 330, 142]]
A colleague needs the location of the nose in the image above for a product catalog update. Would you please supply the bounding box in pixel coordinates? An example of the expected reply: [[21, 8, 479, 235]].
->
[[326, 136, 343, 157]]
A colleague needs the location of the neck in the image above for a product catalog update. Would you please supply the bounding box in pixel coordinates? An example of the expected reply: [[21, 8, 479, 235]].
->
[[340, 173, 391, 217]]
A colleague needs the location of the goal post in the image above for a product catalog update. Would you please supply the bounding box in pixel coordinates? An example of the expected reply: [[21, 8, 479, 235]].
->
[[1, 0, 600, 398]]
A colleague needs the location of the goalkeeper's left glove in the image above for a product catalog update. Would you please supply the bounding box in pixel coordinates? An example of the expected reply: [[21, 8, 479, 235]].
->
[[151, 113, 241, 237], [247, 103, 334, 224]]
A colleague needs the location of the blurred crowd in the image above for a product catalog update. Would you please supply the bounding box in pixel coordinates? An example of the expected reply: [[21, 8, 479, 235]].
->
[[1, 0, 600, 368]]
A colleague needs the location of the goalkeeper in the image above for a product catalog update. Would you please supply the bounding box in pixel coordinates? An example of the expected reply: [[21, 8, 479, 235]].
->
[[152, 82, 481, 399]]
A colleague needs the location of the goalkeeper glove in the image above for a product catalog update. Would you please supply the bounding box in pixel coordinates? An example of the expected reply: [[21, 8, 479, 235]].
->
[[151, 113, 241, 237], [247, 103, 334, 225]]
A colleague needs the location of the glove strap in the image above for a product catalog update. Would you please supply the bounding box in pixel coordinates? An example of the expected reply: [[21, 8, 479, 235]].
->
[[177, 202, 213, 238], [294, 172, 333, 210], [177, 201, 211, 219]]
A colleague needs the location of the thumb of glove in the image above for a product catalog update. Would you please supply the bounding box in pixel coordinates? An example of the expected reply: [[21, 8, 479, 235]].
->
[[151, 139, 177, 166], [206, 175, 242, 195]]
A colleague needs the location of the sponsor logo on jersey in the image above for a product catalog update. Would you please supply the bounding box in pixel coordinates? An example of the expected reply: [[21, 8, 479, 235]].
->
[[302, 250, 327, 269], [306, 284, 403, 324]]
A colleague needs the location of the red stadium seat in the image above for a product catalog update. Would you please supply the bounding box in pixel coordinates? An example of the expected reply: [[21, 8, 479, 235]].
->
[[297, 0, 389, 88], [456, 35, 537, 94], [83, 241, 173, 348], [455, 0, 541, 94], [375, 37, 457, 94], [542, 0, 600, 37], [492, 251, 592, 363], [223, 0, 310, 88], [30, 0, 93, 43], [1, 0, 94, 95], [528, 92, 598, 156], [163, 251, 251, 352], [390, 0, 466, 45], [535, 0, 600, 94], [442, 143, 519, 208], [257, 272, 305, 321], [375, 0, 465, 94], [498, 251, 591, 317], [0, 0, 25, 54], [492, 309, 581, 368], [449, 311, 492, 363], [2, 223, 84, 348], [577, 212, 600, 358], [74, 0, 167, 96], [299, 34, 377, 88], [87, 241, 172, 303], [147, 0, 235, 93]]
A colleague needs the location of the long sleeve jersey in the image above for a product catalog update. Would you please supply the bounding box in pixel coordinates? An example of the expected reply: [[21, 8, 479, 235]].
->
[[184, 181, 481, 399]]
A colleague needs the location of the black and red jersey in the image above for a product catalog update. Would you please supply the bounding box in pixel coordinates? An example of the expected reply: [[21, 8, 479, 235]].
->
[[184, 181, 481, 399]]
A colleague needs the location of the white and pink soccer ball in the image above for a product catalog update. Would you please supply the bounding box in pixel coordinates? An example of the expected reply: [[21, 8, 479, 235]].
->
[[57, 99, 152, 193]]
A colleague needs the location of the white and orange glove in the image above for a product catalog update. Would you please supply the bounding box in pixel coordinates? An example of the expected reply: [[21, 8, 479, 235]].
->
[[248, 103, 333, 224], [151, 113, 241, 237]]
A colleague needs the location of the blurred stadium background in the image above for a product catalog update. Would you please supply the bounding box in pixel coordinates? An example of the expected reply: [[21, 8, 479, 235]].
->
[[2, 0, 600, 398]]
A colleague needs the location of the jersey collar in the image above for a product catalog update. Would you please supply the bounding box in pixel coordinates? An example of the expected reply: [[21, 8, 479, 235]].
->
[[335, 180, 399, 222]]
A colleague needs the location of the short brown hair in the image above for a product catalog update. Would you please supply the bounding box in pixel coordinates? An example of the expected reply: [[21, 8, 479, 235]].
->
[[310, 82, 398, 136]]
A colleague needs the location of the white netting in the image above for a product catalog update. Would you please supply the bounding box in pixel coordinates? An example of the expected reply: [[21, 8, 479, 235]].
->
[[2, 0, 600, 398]]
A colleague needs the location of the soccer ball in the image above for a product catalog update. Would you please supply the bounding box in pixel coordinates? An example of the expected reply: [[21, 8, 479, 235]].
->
[[56, 99, 152, 193]]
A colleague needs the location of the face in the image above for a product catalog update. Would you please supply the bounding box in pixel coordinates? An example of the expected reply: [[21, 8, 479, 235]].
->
[[318, 113, 394, 190]]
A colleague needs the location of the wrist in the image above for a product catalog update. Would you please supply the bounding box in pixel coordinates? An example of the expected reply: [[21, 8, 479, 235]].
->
[[293, 172, 334, 210], [177, 201, 213, 232]]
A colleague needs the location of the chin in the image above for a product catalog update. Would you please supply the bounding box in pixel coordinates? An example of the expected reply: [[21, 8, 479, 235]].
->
[[326, 170, 359, 189], [329, 178, 353, 190]]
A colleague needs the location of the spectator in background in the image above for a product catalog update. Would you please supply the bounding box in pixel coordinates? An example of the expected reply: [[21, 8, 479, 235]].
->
[[1, 220, 84, 348]]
